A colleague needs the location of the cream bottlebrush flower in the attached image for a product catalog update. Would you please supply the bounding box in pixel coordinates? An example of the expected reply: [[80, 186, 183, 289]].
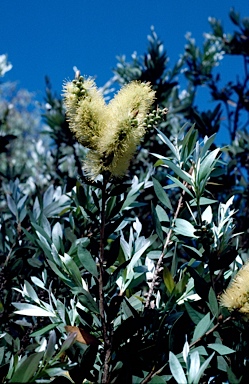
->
[[63, 76, 108, 150], [220, 261, 249, 318], [84, 81, 156, 178], [63, 76, 156, 179]]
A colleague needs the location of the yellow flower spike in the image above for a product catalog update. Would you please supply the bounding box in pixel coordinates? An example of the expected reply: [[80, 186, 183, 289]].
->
[[63, 76, 108, 150], [97, 81, 156, 178], [63, 77, 157, 179], [220, 261, 249, 319]]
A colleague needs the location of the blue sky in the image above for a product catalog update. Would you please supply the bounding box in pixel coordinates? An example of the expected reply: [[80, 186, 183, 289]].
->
[[1, 0, 248, 100]]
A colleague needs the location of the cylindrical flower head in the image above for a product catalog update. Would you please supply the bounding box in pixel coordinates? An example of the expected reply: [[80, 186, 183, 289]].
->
[[63, 77, 108, 150], [63, 77, 156, 179], [94, 81, 156, 178], [220, 261, 249, 319]]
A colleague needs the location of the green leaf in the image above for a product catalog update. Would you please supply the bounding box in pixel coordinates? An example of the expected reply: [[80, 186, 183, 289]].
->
[[163, 266, 175, 293], [106, 196, 117, 219], [192, 313, 212, 343], [152, 177, 173, 211], [229, 8, 240, 26], [78, 246, 98, 279], [121, 180, 144, 210], [7, 194, 17, 217], [24, 280, 40, 304], [54, 332, 77, 358], [151, 203, 164, 243], [182, 245, 203, 258], [162, 159, 193, 184], [30, 276, 45, 290], [40, 214, 51, 238], [181, 126, 198, 160], [43, 196, 70, 217], [155, 205, 169, 222], [156, 128, 179, 159], [60, 253, 82, 286], [208, 287, 219, 318], [207, 343, 235, 355], [52, 222, 63, 251], [198, 148, 220, 182], [47, 260, 72, 285], [30, 323, 61, 337], [32, 222, 52, 244], [167, 175, 194, 197], [10, 352, 44, 383], [174, 218, 198, 238], [12, 303, 56, 317], [169, 351, 187, 384], [150, 375, 169, 383], [227, 366, 241, 384], [44, 331, 56, 362], [43, 184, 54, 207], [21, 227, 36, 243], [189, 197, 217, 206], [200, 134, 216, 157], [193, 352, 214, 384], [188, 350, 200, 383], [0, 346, 4, 365], [217, 355, 228, 372], [185, 302, 204, 325], [127, 234, 157, 274], [78, 291, 99, 314]]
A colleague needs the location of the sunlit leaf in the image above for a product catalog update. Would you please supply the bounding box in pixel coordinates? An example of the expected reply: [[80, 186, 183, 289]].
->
[[207, 343, 235, 355], [174, 218, 198, 238], [12, 303, 56, 317], [169, 351, 187, 384], [192, 313, 212, 343]]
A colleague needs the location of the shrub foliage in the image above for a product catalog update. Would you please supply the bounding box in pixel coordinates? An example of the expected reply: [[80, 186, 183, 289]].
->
[[0, 8, 249, 384]]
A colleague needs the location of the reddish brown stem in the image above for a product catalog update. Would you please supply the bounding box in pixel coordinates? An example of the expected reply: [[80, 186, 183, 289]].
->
[[98, 174, 112, 383]]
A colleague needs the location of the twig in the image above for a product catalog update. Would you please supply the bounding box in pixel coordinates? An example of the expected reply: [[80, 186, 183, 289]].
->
[[189, 315, 231, 348], [98, 173, 112, 383], [145, 186, 187, 308]]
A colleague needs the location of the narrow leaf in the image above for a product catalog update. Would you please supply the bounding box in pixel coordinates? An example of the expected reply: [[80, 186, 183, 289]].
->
[[174, 218, 198, 238], [10, 352, 44, 383], [208, 287, 219, 318], [188, 350, 200, 383], [163, 266, 175, 293], [193, 352, 214, 384], [12, 303, 56, 317], [78, 246, 98, 279], [185, 302, 204, 325], [30, 323, 61, 337], [162, 159, 193, 184], [167, 175, 194, 197], [192, 313, 212, 343], [169, 351, 187, 384], [156, 128, 179, 159], [152, 177, 173, 211], [207, 343, 235, 355]]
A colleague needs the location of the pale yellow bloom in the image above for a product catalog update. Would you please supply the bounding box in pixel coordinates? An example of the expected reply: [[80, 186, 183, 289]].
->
[[63, 77, 156, 179], [63, 77, 108, 150], [220, 261, 249, 318]]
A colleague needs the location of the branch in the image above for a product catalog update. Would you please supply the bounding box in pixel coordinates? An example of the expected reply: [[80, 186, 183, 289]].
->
[[145, 185, 187, 308], [98, 173, 112, 383], [189, 315, 231, 349]]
